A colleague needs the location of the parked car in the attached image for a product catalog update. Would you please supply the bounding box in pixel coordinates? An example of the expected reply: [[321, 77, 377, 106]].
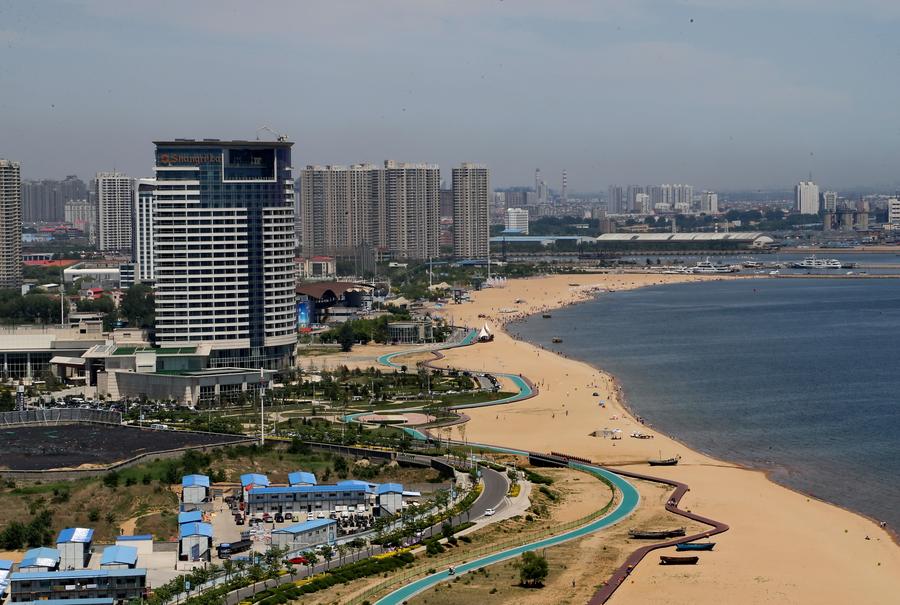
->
[[274, 512, 284, 523], [234, 514, 245, 525], [284, 512, 294, 522], [262, 513, 273, 523], [316, 511, 326, 519], [286, 555, 308, 565]]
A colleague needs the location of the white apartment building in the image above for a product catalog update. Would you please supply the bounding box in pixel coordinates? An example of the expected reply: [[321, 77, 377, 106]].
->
[[822, 191, 838, 212], [635, 193, 651, 215], [700, 191, 719, 214], [795, 181, 820, 214], [96, 172, 135, 251], [887, 198, 900, 230], [452, 163, 490, 259], [133, 178, 156, 283], [506, 207, 529, 234]]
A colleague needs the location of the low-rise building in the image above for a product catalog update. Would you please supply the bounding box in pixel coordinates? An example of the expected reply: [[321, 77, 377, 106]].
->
[[247, 484, 371, 515], [0, 559, 12, 598], [376, 483, 404, 515], [56, 528, 93, 570], [99, 545, 138, 569], [177, 510, 203, 526], [17, 548, 59, 573], [387, 320, 434, 344], [181, 474, 210, 506], [288, 471, 317, 486], [271, 519, 337, 550], [178, 522, 213, 562], [8, 568, 146, 603]]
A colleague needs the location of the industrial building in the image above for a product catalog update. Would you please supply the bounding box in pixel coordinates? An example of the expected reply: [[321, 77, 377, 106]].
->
[[271, 519, 337, 550], [375, 483, 404, 515], [178, 510, 204, 526], [56, 528, 93, 570], [247, 484, 371, 515], [178, 522, 213, 562], [181, 474, 210, 506], [7, 568, 146, 603], [595, 232, 774, 250], [99, 545, 138, 569]]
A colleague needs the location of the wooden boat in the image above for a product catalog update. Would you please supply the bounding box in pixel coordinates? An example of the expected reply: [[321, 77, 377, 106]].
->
[[660, 555, 699, 565], [628, 527, 686, 539], [542, 313, 552, 318], [676, 542, 715, 551], [648, 455, 681, 466], [552, 337, 563, 343]]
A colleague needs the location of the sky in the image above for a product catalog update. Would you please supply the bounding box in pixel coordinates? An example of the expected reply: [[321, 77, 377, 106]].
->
[[1, 0, 899, 191]]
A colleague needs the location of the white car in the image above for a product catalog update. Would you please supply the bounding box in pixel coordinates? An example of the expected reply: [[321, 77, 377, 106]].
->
[[483, 508, 495, 517]]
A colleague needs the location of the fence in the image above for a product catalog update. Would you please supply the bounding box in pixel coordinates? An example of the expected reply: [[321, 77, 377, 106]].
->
[[0, 407, 122, 426]]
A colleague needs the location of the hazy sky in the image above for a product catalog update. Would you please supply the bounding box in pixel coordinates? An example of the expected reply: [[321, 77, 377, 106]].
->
[[1, 1, 899, 191]]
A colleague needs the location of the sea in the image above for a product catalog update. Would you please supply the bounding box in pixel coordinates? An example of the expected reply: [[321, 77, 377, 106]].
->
[[511, 277, 900, 531]]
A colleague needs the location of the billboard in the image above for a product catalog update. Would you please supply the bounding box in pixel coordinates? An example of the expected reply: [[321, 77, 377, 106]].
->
[[297, 301, 311, 328]]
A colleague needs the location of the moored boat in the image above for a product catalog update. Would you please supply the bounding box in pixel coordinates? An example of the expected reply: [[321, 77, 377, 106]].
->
[[552, 337, 563, 343], [648, 455, 681, 466], [660, 555, 699, 565], [676, 542, 716, 551], [542, 313, 552, 318]]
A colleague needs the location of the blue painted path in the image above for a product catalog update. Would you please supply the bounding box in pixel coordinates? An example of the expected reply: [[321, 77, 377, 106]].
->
[[374, 461, 640, 605]]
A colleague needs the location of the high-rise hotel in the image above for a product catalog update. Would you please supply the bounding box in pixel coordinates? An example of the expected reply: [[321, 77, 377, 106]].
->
[[0, 159, 22, 289], [152, 140, 297, 369]]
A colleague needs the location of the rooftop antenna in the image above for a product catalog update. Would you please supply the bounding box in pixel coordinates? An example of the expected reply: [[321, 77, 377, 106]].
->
[[256, 125, 289, 142]]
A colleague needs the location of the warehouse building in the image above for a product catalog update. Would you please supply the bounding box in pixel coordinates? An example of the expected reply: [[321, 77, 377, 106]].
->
[[99, 545, 138, 569], [240, 473, 270, 501], [17, 548, 59, 573], [7, 568, 146, 603], [56, 528, 93, 570], [376, 483, 404, 515], [181, 474, 210, 507], [178, 522, 213, 562], [178, 510, 203, 526], [271, 519, 336, 550]]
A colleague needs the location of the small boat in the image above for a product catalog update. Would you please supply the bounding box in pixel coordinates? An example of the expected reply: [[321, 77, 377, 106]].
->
[[628, 528, 686, 539], [542, 313, 552, 319], [648, 455, 681, 466], [660, 555, 699, 565], [676, 542, 715, 551], [552, 337, 563, 343]]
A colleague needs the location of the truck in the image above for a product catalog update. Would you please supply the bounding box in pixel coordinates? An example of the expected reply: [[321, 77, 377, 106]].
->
[[217, 539, 252, 559]]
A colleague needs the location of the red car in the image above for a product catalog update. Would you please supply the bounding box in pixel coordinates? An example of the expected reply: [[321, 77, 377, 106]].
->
[[286, 555, 308, 565]]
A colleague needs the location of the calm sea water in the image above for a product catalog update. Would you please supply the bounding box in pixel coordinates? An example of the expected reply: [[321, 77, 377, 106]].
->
[[511, 278, 900, 530]]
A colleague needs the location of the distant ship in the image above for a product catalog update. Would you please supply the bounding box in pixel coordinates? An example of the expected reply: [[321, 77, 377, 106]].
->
[[742, 260, 763, 268], [552, 337, 563, 343], [793, 256, 843, 269]]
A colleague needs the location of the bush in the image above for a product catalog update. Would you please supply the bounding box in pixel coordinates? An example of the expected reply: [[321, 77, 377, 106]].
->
[[539, 486, 558, 501], [523, 469, 554, 485]]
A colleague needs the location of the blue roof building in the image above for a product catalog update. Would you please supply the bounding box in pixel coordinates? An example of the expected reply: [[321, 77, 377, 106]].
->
[[181, 474, 210, 487], [99, 545, 138, 568], [8, 568, 146, 603], [56, 527, 94, 544], [57, 527, 94, 570], [178, 522, 213, 539], [178, 510, 203, 525], [19, 547, 60, 571], [375, 483, 403, 495], [271, 519, 336, 550], [288, 471, 317, 486], [246, 484, 370, 515]]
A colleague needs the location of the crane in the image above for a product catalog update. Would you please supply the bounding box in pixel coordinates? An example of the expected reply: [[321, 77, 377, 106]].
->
[[255, 125, 288, 142]]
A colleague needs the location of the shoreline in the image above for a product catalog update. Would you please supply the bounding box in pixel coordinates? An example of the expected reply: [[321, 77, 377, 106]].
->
[[502, 281, 900, 547], [430, 272, 900, 604]]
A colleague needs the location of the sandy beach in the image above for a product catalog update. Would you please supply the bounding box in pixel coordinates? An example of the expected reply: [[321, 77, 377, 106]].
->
[[418, 273, 900, 604]]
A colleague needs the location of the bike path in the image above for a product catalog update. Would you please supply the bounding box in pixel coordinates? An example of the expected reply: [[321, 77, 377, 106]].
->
[[374, 461, 640, 605]]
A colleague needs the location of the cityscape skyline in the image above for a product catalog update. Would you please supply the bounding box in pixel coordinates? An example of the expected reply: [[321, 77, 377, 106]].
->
[[2, 2, 900, 190]]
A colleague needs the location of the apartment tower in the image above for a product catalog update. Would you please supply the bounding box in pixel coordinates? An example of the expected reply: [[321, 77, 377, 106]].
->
[[96, 171, 135, 251], [0, 160, 22, 289], [452, 163, 490, 259]]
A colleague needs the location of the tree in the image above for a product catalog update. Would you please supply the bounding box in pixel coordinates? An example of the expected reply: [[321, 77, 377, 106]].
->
[[517, 550, 548, 587], [337, 322, 356, 352], [302, 550, 318, 577], [320, 544, 334, 569], [120, 283, 155, 328]]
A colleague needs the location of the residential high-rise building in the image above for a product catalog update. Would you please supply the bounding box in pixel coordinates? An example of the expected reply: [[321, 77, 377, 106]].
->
[[65, 199, 97, 241], [133, 178, 156, 283], [299, 161, 439, 260], [822, 191, 838, 212], [626, 185, 645, 212], [153, 140, 297, 369], [887, 198, 900, 230], [452, 163, 490, 259], [561, 170, 568, 202], [505, 207, 529, 234], [634, 192, 651, 215], [0, 160, 22, 289], [439, 187, 454, 218], [535, 168, 548, 204], [607, 185, 626, 213], [700, 191, 719, 214], [96, 172, 135, 251], [795, 181, 819, 214]]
